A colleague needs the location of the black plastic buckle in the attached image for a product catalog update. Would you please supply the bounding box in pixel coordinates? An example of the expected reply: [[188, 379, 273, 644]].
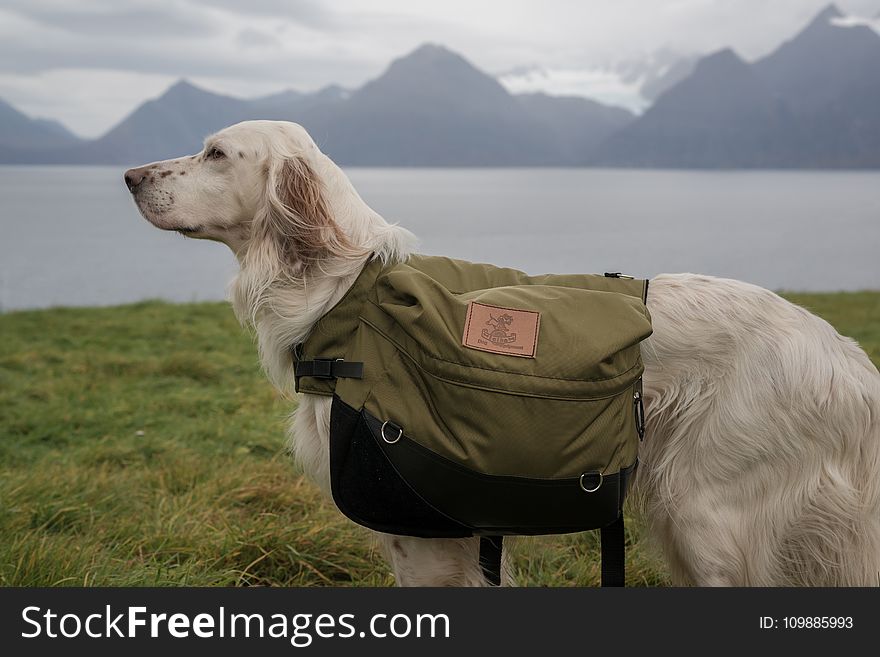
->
[[311, 358, 338, 379]]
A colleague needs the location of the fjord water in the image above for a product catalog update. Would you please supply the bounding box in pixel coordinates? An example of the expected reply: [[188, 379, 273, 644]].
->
[[1, 166, 878, 311]]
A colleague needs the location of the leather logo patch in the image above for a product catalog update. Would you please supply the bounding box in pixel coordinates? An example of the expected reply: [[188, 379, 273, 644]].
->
[[462, 301, 540, 358]]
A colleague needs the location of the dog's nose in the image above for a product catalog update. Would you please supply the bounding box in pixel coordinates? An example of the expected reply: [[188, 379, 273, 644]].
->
[[124, 167, 148, 192]]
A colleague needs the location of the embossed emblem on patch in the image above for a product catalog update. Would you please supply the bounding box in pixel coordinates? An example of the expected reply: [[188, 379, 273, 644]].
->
[[462, 301, 540, 358]]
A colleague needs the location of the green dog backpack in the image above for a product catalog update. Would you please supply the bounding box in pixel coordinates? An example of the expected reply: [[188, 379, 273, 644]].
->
[[293, 254, 652, 586]]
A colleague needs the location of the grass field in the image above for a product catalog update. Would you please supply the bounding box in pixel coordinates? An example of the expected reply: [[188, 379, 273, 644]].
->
[[1, 292, 878, 586]]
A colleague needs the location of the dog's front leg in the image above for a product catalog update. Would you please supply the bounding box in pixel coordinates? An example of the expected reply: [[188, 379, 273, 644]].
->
[[377, 534, 510, 587], [295, 398, 512, 586]]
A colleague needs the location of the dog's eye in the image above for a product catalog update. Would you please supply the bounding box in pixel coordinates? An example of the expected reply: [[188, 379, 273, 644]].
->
[[205, 147, 226, 160]]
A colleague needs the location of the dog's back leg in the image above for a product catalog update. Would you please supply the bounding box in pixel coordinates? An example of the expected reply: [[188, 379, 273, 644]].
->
[[638, 274, 880, 586], [640, 470, 804, 586]]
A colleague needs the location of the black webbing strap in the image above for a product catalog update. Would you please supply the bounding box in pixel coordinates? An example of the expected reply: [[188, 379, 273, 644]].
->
[[480, 522, 622, 587], [479, 535, 503, 586], [294, 358, 363, 381], [600, 515, 625, 587]]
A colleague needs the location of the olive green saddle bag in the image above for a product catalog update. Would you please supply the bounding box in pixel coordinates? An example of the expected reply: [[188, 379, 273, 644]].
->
[[293, 255, 652, 586]]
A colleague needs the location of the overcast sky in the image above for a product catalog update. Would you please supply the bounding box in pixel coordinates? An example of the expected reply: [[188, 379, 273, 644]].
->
[[2, 0, 879, 137]]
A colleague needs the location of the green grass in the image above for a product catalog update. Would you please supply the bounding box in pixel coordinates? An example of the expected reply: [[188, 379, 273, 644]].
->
[[1, 292, 878, 587]]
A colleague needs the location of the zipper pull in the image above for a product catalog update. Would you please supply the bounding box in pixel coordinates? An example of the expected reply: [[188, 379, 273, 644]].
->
[[634, 379, 645, 441]]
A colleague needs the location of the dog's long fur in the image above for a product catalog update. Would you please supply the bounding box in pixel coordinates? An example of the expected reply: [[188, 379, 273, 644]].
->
[[127, 120, 880, 586]]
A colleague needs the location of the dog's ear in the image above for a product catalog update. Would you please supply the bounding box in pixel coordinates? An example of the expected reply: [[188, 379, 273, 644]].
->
[[258, 156, 355, 272]]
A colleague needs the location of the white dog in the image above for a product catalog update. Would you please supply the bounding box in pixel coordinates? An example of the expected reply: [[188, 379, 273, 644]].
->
[[125, 120, 880, 586]]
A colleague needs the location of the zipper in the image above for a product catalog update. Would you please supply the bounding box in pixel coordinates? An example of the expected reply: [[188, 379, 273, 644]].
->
[[633, 378, 645, 440], [359, 316, 642, 402]]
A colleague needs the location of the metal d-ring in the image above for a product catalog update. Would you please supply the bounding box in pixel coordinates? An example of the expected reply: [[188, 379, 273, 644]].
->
[[380, 420, 403, 444], [579, 471, 603, 493]]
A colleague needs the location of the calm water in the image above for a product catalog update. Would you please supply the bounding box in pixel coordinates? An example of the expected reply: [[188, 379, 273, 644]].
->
[[1, 166, 878, 311]]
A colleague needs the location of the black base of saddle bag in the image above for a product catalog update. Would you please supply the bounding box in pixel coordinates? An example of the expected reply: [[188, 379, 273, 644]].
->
[[330, 396, 636, 539]]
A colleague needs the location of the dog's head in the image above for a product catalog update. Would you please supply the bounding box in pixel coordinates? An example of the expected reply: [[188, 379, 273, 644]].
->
[[124, 120, 358, 272]]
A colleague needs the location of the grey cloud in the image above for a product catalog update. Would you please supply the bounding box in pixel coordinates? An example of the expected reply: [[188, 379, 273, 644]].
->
[[4, 0, 221, 38], [192, 0, 338, 29], [0, 34, 375, 90], [0, 0, 359, 84], [236, 28, 282, 49]]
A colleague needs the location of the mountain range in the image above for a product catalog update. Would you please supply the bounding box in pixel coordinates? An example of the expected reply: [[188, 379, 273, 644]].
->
[[596, 4, 880, 167], [2, 4, 878, 168]]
